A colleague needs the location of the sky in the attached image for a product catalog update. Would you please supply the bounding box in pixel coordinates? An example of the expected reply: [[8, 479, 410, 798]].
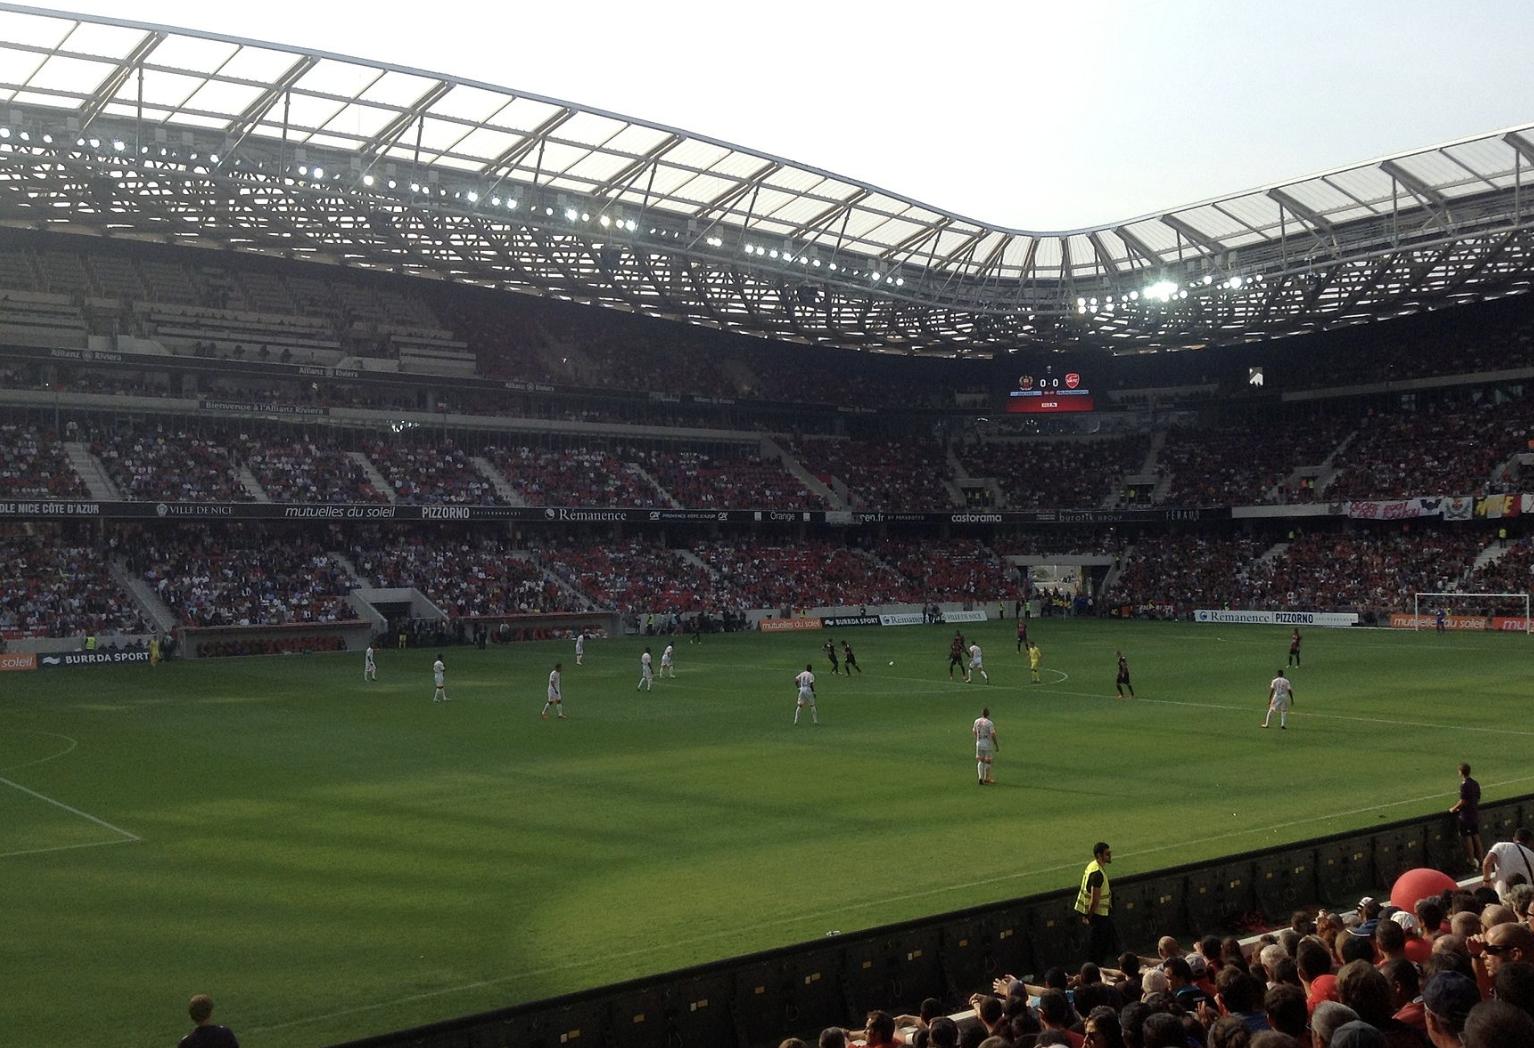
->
[[39, 0, 1534, 231]]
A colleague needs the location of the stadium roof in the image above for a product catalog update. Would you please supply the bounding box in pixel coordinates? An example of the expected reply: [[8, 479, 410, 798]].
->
[[1, 3, 1533, 354]]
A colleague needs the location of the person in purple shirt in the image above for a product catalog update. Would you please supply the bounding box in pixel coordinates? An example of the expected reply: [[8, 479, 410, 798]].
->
[[1450, 762, 1483, 871], [178, 995, 238, 1048]]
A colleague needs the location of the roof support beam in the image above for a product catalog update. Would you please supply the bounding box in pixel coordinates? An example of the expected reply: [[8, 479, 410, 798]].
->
[[691, 160, 780, 220], [481, 107, 575, 186], [1161, 214, 1225, 255], [80, 31, 165, 132], [358, 80, 453, 160], [589, 134, 684, 200], [784, 189, 870, 241], [219, 55, 319, 158], [1504, 132, 1534, 167], [1113, 225, 1165, 266], [1087, 232, 1120, 275], [1268, 187, 1336, 240], [1380, 159, 1449, 211]]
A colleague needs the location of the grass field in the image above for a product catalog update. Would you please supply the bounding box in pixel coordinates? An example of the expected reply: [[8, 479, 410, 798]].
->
[[3, 618, 1531, 1046]]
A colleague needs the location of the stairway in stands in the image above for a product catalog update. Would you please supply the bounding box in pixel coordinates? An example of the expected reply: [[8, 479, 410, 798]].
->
[[62, 442, 120, 499], [470, 455, 526, 506], [347, 451, 397, 503]]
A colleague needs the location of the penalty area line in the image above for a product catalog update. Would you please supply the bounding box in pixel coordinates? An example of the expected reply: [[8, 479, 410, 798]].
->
[[0, 775, 140, 843]]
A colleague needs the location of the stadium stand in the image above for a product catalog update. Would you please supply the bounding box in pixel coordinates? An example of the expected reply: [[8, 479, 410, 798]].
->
[[89, 426, 254, 502], [955, 436, 1145, 509], [360, 439, 505, 505], [0, 527, 147, 637], [482, 444, 668, 507], [0, 424, 88, 498], [241, 438, 390, 504], [131, 527, 356, 627], [350, 530, 577, 617], [537, 540, 729, 614], [788, 436, 957, 510], [643, 447, 826, 509]]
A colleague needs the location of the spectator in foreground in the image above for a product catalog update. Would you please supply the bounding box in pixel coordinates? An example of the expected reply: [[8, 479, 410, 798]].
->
[[178, 994, 238, 1048], [1423, 970, 1479, 1047]]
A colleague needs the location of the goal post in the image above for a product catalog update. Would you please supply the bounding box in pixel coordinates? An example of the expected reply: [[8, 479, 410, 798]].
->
[[1411, 592, 1532, 634]]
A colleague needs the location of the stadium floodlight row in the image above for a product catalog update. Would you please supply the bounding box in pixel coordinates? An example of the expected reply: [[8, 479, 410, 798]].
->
[[0, 5, 1531, 354]]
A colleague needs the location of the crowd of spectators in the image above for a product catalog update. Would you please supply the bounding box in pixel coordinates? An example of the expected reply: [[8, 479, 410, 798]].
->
[[0, 424, 88, 498], [1108, 534, 1272, 618], [351, 531, 578, 617], [1470, 536, 1534, 601], [956, 436, 1146, 510], [0, 528, 146, 637], [131, 528, 355, 627], [1246, 527, 1487, 616], [243, 440, 388, 503], [829, 878, 1534, 1048], [91, 427, 254, 502], [1327, 399, 1534, 501], [484, 444, 668, 506], [645, 448, 826, 509], [360, 440, 504, 505], [874, 538, 1024, 603], [536, 540, 726, 614], [1158, 416, 1356, 507], [789, 437, 957, 511], [1107, 526, 1495, 619], [691, 540, 916, 610]]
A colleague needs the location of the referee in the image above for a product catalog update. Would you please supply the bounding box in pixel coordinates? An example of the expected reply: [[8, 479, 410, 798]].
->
[[1074, 841, 1118, 964]]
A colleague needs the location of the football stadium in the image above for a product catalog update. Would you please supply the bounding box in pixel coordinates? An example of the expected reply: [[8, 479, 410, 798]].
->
[[3, 6, 1534, 1048]]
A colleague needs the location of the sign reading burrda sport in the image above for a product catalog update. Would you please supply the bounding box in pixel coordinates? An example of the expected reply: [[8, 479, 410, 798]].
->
[[820, 615, 881, 628], [36, 650, 152, 669]]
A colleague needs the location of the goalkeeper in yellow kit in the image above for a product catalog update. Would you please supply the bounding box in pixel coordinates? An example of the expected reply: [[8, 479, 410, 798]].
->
[[1028, 641, 1042, 684]]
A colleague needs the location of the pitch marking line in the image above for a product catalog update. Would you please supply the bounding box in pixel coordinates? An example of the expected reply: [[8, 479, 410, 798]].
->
[[0, 775, 141, 845], [0, 730, 79, 773], [252, 769, 1534, 1036]]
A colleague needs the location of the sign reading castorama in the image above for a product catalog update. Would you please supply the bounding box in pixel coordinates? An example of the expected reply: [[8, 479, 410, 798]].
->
[[1194, 609, 1359, 627]]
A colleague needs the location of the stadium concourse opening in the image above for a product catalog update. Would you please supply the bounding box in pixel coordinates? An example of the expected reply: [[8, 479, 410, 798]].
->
[[0, 8, 1533, 1047]]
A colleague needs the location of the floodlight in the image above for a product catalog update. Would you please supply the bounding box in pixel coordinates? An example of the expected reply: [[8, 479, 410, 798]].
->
[[1203, 274, 1212, 285], [599, 214, 610, 227], [363, 174, 374, 186], [466, 191, 478, 202], [812, 259, 821, 267], [623, 219, 635, 231], [828, 263, 837, 271], [0, 128, 10, 139], [1229, 275, 1242, 288], [566, 209, 578, 221], [298, 165, 309, 175], [313, 167, 323, 179], [580, 212, 589, 222], [769, 249, 779, 258], [895, 277, 904, 286]]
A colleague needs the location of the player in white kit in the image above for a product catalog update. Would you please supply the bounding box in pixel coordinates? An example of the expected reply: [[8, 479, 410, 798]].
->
[[431, 656, 448, 703], [973, 706, 998, 785], [574, 632, 586, 665], [364, 644, 377, 682], [660, 643, 675, 678], [542, 662, 566, 719], [637, 648, 654, 691], [966, 643, 989, 684], [793, 663, 818, 725], [1261, 669, 1295, 729]]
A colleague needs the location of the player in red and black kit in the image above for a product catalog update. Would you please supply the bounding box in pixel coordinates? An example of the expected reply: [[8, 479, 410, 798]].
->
[[948, 632, 967, 680], [1114, 650, 1134, 698], [823, 637, 840, 675], [841, 640, 861, 674], [1287, 628, 1302, 668], [1015, 619, 1029, 654]]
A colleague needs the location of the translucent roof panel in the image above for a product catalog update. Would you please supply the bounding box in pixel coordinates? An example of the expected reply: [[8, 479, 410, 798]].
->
[[0, 3, 1526, 293]]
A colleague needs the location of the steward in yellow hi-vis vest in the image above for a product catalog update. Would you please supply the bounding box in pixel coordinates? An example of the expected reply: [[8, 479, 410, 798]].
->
[[1074, 841, 1119, 964]]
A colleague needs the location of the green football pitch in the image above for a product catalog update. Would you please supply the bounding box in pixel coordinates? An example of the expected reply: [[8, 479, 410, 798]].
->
[[3, 619, 1529, 1046]]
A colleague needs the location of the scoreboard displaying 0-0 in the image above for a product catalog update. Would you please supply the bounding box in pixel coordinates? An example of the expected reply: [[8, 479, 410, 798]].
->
[[1005, 370, 1095, 413]]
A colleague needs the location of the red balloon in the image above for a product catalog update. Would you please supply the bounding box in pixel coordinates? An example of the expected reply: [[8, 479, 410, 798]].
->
[[1391, 867, 1459, 912]]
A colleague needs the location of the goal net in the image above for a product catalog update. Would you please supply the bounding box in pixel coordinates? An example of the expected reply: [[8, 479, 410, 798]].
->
[[1410, 592, 1532, 634]]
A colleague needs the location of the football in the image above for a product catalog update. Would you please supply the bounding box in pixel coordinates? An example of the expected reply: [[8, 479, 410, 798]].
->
[[888, 660, 895, 666]]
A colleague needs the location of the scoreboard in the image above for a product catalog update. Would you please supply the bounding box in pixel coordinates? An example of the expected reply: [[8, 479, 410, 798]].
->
[[1005, 369, 1095, 414]]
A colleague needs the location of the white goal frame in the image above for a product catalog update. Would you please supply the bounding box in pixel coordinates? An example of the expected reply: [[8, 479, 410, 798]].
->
[[1412, 592, 1532, 633]]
